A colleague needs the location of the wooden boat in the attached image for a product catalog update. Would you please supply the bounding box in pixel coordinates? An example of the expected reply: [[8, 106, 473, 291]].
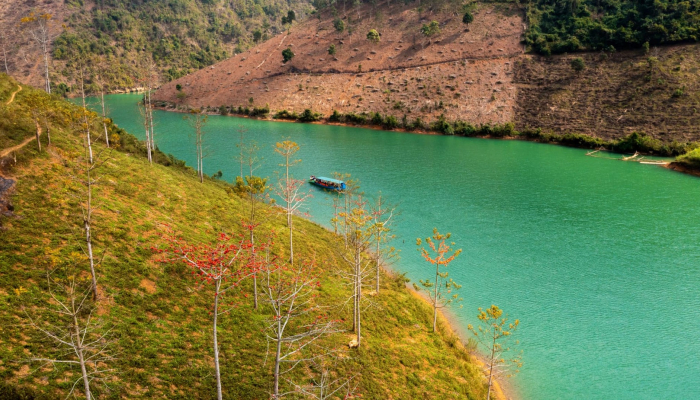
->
[[309, 176, 346, 191]]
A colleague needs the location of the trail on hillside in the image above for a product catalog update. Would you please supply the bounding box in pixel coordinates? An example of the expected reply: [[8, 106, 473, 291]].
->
[[4, 84, 21, 105], [0, 124, 40, 158]]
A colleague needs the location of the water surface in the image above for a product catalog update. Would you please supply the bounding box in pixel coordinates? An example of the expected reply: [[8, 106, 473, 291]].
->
[[97, 94, 700, 399]]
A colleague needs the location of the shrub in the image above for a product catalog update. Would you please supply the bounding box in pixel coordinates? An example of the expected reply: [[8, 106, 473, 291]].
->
[[333, 18, 345, 33], [383, 115, 399, 130], [462, 11, 474, 25], [672, 88, 684, 98], [249, 104, 270, 117], [328, 44, 336, 55], [366, 29, 380, 43], [282, 47, 294, 63], [273, 109, 298, 120], [371, 112, 384, 125], [329, 110, 342, 122], [613, 132, 661, 154], [421, 21, 440, 37], [298, 109, 322, 122], [431, 114, 454, 135], [571, 58, 585, 71]]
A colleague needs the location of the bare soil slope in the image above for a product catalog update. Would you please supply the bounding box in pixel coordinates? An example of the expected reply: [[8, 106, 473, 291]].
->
[[514, 45, 700, 142], [154, 2, 524, 126]]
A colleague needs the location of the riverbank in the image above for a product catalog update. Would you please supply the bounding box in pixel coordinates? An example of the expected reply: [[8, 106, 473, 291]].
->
[[405, 284, 517, 400], [152, 101, 700, 179]]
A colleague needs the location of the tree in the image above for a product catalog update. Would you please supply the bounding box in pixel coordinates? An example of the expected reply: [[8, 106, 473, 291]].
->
[[138, 56, 158, 160], [421, 21, 440, 37], [20, 12, 56, 94], [260, 251, 339, 399], [184, 109, 208, 183], [282, 48, 295, 63], [416, 228, 462, 333], [156, 229, 254, 400], [330, 172, 360, 249], [0, 30, 10, 74], [24, 271, 115, 400], [21, 91, 48, 152], [366, 29, 380, 44], [93, 59, 112, 148], [273, 140, 311, 265], [468, 305, 523, 400], [462, 11, 474, 25], [338, 195, 373, 347], [328, 44, 337, 56], [333, 18, 345, 33], [570, 57, 585, 72], [368, 194, 397, 294], [253, 28, 263, 42], [281, 10, 296, 25]]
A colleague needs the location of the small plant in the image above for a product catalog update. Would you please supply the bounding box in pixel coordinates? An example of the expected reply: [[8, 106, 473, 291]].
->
[[328, 44, 336, 55], [333, 18, 345, 33], [358, 63, 362, 72], [366, 29, 380, 43], [282, 47, 295, 63], [421, 20, 440, 37], [570, 57, 585, 71], [176, 84, 182, 91], [672, 88, 684, 97], [248, 97, 254, 105], [462, 11, 474, 25]]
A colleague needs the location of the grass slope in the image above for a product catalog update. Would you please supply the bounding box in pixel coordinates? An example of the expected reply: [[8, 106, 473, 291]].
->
[[0, 75, 487, 399]]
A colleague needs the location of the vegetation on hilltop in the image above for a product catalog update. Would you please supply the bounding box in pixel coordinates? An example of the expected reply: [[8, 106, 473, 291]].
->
[[523, 0, 700, 54], [0, 74, 490, 399]]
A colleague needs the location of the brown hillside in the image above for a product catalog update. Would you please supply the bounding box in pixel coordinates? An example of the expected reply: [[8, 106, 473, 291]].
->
[[0, 0, 72, 89], [513, 45, 700, 142], [154, 2, 524, 126]]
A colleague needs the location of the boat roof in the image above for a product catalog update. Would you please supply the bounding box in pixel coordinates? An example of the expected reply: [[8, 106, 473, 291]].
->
[[314, 177, 346, 184]]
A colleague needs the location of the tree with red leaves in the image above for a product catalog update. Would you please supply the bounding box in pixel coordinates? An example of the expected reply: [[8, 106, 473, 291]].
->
[[154, 227, 254, 400], [259, 248, 340, 399]]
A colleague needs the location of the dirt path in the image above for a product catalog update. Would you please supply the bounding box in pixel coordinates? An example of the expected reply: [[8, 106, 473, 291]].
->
[[0, 85, 41, 159], [5, 84, 21, 105]]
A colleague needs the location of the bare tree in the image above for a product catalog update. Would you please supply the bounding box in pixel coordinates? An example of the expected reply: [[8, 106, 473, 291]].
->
[[331, 172, 360, 249], [24, 271, 115, 400], [137, 100, 153, 164], [77, 62, 94, 164], [273, 140, 311, 264], [20, 12, 56, 93], [185, 109, 208, 182], [260, 253, 339, 399], [369, 194, 398, 294], [289, 358, 358, 399], [0, 30, 10, 75], [338, 195, 374, 347], [93, 58, 111, 148]]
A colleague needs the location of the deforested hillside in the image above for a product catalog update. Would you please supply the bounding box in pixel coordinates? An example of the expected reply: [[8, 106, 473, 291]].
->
[[514, 44, 700, 143], [154, 1, 524, 127], [0, 73, 491, 399]]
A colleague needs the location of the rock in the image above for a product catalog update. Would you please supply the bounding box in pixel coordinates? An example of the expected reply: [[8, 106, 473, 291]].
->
[[348, 338, 359, 348], [353, 48, 359, 51], [449, 74, 457, 79], [370, 51, 377, 54]]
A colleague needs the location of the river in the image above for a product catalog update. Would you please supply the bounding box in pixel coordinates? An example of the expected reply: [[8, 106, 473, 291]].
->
[[95, 94, 700, 399]]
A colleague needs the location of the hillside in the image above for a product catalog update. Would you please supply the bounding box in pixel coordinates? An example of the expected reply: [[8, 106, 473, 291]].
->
[[153, 0, 700, 148], [0, 74, 492, 399], [0, 0, 313, 91]]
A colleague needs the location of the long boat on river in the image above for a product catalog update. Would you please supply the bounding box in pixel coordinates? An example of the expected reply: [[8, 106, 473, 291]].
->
[[309, 176, 346, 191]]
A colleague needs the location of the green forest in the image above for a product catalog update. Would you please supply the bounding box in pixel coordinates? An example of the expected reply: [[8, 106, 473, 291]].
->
[[52, 0, 314, 86], [523, 0, 700, 54]]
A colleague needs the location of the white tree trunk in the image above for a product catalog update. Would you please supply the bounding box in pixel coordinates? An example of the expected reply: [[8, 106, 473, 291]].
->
[[213, 280, 223, 400], [101, 91, 109, 148]]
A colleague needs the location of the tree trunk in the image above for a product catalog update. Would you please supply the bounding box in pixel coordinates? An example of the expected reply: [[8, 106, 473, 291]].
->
[[73, 310, 91, 400], [101, 91, 109, 148], [43, 116, 51, 147], [274, 317, 282, 399], [487, 333, 497, 400], [34, 121, 41, 152], [433, 262, 439, 333], [42, 42, 50, 94], [213, 281, 223, 400]]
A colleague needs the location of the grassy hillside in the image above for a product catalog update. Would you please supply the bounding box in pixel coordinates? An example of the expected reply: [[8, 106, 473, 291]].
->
[[0, 74, 489, 399]]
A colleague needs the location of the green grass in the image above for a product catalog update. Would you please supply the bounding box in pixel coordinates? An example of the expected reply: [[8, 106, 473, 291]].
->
[[0, 75, 487, 399]]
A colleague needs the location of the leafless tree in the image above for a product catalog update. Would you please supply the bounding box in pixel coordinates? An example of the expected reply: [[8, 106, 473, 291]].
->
[[273, 140, 312, 264], [20, 12, 56, 93], [141, 58, 158, 154], [261, 254, 340, 399], [368, 194, 398, 294], [137, 100, 153, 164], [23, 271, 115, 400], [331, 172, 360, 250], [338, 195, 375, 347], [289, 358, 358, 399], [93, 59, 111, 148], [0, 30, 10, 75], [185, 109, 208, 182]]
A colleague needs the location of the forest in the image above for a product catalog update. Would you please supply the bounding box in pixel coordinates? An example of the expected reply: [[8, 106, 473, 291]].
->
[[523, 0, 700, 54]]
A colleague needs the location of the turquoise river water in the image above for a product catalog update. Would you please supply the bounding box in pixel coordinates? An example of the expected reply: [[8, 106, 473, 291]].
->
[[94, 94, 700, 399]]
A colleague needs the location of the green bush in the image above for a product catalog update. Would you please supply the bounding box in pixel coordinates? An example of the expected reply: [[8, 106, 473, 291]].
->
[[571, 58, 585, 72], [282, 47, 295, 63], [298, 109, 322, 122], [333, 18, 345, 33], [273, 109, 298, 120]]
